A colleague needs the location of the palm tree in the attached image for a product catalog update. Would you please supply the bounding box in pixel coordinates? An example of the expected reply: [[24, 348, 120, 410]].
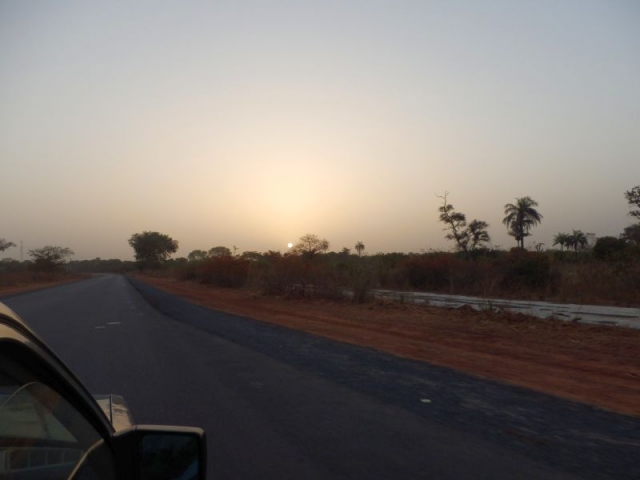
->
[[566, 230, 588, 253], [552, 233, 570, 251], [355, 241, 365, 257], [502, 197, 543, 249]]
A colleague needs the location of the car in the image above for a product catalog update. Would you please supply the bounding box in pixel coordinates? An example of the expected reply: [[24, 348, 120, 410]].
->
[[0, 301, 206, 479]]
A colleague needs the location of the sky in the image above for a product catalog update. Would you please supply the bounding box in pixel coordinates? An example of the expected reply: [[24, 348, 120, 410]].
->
[[1, 1, 639, 260]]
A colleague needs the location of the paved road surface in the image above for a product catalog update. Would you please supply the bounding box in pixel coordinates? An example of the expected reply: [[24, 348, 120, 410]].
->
[[2, 275, 639, 479]]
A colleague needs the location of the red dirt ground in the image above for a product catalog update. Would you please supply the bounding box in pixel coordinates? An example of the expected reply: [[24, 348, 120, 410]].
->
[[140, 276, 640, 417]]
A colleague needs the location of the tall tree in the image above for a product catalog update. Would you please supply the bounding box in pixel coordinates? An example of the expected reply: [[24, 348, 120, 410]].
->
[[0, 239, 15, 252], [438, 193, 469, 254], [624, 185, 640, 219], [292, 234, 329, 259], [566, 229, 588, 253], [552, 233, 570, 251], [502, 196, 543, 249], [128, 231, 178, 269], [438, 193, 490, 256], [355, 241, 365, 257], [623, 186, 640, 246], [622, 224, 640, 244]]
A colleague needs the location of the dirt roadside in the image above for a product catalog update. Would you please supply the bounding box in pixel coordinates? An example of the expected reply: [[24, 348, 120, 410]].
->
[[137, 275, 640, 417], [0, 275, 87, 297]]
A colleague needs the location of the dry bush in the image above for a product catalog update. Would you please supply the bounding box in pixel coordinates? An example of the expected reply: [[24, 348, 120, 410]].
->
[[0, 271, 78, 289], [176, 261, 200, 281], [398, 253, 453, 291], [246, 254, 302, 295], [393, 253, 493, 295], [556, 259, 640, 306], [247, 254, 347, 299], [496, 249, 560, 297], [197, 256, 249, 288], [0, 271, 38, 287], [173, 256, 250, 288], [169, 245, 639, 307]]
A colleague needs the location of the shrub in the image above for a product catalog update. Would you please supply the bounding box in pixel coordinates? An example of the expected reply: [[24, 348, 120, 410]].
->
[[593, 236, 628, 260], [403, 254, 451, 290], [498, 249, 557, 293], [197, 256, 249, 288]]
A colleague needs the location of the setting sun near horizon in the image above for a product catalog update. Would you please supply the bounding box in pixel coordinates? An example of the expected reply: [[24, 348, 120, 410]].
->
[[0, 2, 638, 260]]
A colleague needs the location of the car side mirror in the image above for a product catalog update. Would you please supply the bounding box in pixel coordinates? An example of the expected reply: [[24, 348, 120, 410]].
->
[[112, 425, 206, 480]]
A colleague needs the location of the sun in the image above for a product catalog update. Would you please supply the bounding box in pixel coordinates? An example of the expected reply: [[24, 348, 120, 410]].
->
[[287, 242, 293, 249]]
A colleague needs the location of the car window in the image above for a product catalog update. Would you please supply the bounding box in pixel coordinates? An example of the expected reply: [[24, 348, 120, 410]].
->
[[0, 350, 115, 480]]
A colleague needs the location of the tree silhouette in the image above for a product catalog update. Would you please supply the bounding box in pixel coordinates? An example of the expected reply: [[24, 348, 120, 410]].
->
[[623, 186, 640, 246], [187, 250, 208, 262], [566, 230, 588, 253], [128, 231, 178, 269], [624, 186, 640, 219], [438, 193, 490, 256], [29, 246, 74, 272], [355, 241, 365, 257], [292, 234, 329, 259], [622, 224, 640, 244], [502, 196, 543, 249], [0, 239, 15, 252], [467, 220, 490, 252], [552, 233, 570, 251], [209, 246, 232, 257]]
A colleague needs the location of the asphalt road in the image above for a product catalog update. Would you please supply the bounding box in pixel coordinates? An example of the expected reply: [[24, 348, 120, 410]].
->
[[2, 274, 639, 479]]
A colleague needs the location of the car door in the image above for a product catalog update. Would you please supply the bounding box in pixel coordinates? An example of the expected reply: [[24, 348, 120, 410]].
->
[[0, 318, 117, 480]]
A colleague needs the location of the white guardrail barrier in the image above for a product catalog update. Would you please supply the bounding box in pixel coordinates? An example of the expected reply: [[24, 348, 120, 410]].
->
[[365, 289, 640, 329]]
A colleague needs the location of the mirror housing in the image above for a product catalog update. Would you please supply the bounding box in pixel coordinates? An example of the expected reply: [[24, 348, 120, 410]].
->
[[112, 425, 206, 480]]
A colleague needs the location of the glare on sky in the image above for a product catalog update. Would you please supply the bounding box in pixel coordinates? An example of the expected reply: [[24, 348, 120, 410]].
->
[[0, 1, 639, 259]]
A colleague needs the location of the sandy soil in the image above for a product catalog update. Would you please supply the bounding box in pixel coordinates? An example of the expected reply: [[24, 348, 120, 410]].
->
[[138, 276, 640, 417]]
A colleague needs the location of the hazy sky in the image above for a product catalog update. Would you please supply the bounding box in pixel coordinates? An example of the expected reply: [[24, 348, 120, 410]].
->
[[1, 1, 639, 260]]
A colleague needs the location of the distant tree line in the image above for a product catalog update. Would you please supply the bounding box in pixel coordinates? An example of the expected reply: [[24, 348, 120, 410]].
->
[[2, 185, 637, 306], [149, 185, 640, 306]]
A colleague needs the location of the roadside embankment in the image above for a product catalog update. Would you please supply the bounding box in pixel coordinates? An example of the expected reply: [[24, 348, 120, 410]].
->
[[132, 274, 640, 417]]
